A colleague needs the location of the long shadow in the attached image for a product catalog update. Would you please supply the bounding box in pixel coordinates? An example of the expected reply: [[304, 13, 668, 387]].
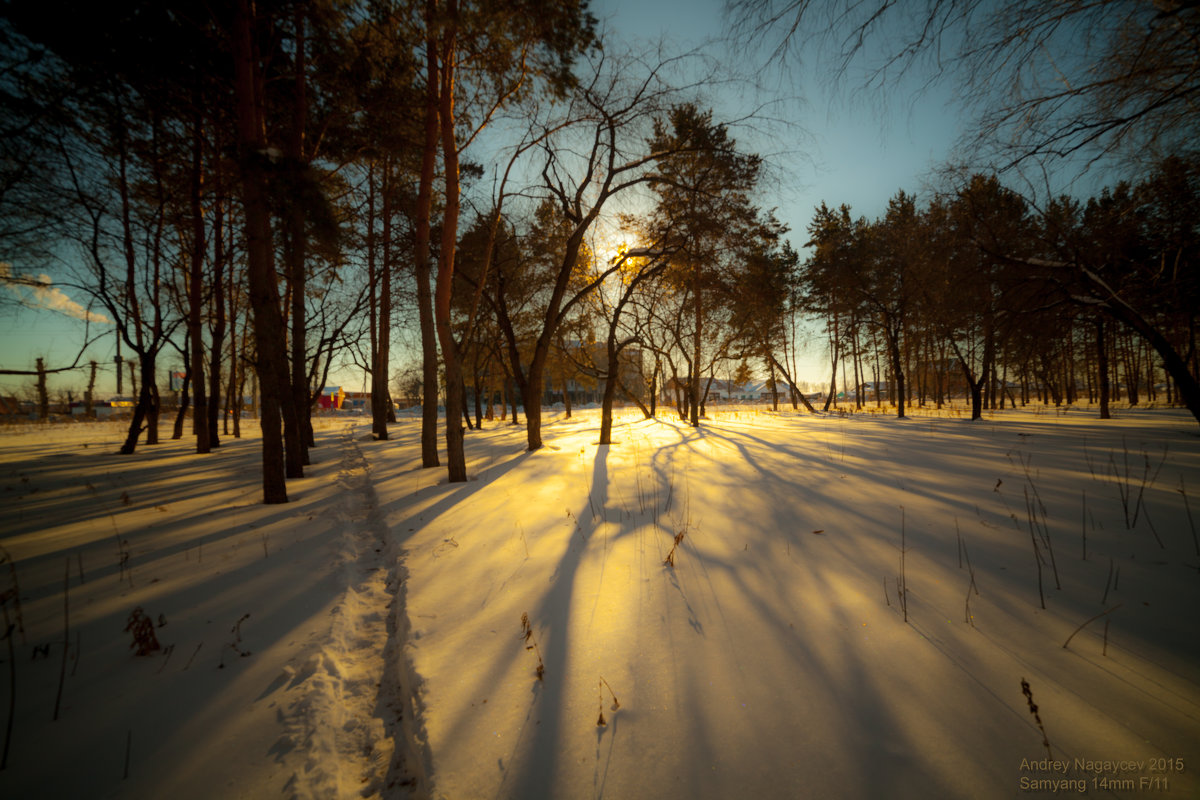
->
[[1, 437, 352, 603], [501, 444, 612, 800], [372, 447, 533, 543]]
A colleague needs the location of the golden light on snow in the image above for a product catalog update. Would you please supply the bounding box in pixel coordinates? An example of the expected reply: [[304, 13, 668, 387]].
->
[[2, 407, 1199, 797]]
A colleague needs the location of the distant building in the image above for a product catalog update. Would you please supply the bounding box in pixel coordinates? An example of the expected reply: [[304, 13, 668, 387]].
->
[[543, 342, 645, 406], [318, 386, 346, 410], [658, 378, 797, 405]]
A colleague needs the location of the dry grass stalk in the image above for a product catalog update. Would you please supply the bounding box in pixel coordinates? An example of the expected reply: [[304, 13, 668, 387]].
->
[[596, 676, 621, 727], [124, 607, 160, 657], [1021, 678, 1052, 758], [1062, 604, 1122, 650], [520, 613, 544, 681], [663, 530, 686, 568]]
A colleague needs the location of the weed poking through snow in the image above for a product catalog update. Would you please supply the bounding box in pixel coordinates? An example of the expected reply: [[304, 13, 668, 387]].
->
[[897, 508, 908, 623], [124, 608, 160, 656], [219, 614, 251, 668], [596, 676, 621, 727], [1062, 604, 1122, 651], [1, 585, 16, 770], [663, 530, 686, 568], [520, 613, 544, 681], [1020, 678, 1052, 758], [0, 546, 25, 644]]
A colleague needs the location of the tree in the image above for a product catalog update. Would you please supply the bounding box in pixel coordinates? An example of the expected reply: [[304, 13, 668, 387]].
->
[[938, 175, 1034, 420], [729, 0, 1200, 172], [420, 0, 597, 482], [859, 190, 920, 418], [496, 47, 712, 452], [647, 103, 766, 426], [231, 0, 295, 503]]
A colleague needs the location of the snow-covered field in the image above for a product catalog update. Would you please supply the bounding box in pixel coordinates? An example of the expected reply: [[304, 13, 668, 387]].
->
[[1, 404, 1198, 799]]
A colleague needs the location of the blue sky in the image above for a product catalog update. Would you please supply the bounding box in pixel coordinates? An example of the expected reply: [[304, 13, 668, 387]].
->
[[590, 0, 964, 222], [0, 0, 965, 397]]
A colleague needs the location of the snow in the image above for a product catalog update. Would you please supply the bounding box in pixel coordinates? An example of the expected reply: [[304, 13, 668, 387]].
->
[[1, 404, 1198, 799]]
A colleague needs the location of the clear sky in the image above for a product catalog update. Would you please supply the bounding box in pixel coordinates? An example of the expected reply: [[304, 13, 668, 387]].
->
[[588, 0, 965, 379], [0, 0, 965, 398], [589, 0, 965, 220]]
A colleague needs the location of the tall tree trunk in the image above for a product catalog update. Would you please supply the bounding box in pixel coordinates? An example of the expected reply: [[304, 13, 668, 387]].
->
[[372, 162, 392, 441], [85, 361, 97, 418], [413, 0, 441, 468], [888, 324, 906, 419], [225, 215, 240, 437], [208, 188, 226, 448], [288, 6, 312, 461], [1097, 317, 1111, 419], [649, 360, 658, 417], [233, 0, 289, 503], [434, 6, 467, 483], [188, 104, 210, 454], [36, 358, 48, 420], [599, 341, 620, 445], [141, 357, 160, 445], [173, 340, 190, 440], [689, 278, 701, 427]]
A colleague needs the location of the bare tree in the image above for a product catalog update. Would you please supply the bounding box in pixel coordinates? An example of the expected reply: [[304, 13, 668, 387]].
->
[[728, 0, 1199, 172]]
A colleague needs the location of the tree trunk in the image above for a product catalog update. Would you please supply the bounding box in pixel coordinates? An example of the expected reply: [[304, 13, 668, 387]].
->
[[689, 279, 701, 427], [824, 345, 837, 412], [888, 327, 906, 419], [288, 7, 312, 462], [414, 0, 441, 468], [599, 339, 620, 445], [649, 361, 658, 417], [208, 185, 226, 448], [85, 361, 97, 418], [769, 357, 779, 410], [371, 162, 392, 441], [36, 358, 48, 420], [188, 104, 210, 454], [434, 7, 467, 482], [232, 0, 289, 503], [1096, 318, 1111, 419], [172, 344, 190, 440]]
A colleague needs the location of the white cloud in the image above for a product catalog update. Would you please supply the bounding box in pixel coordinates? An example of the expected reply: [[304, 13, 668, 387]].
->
[[0, 263, 111, 324]]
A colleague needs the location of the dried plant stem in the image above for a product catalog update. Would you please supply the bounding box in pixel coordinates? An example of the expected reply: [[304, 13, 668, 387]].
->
[[1102, 557, 1114, 605], [962, 534, 979, 626], [0, 547, 25, 644], [663, 530, 686, 568], [596, 676, 621, 726], [1062, 604, 1122, 650], [183, 642, 203, 671], [53, 558, 68, 722], [1179, 477, 1199, 557], [898, 508, 908, 623], [1029, 523, 1045, 610], [1080, 491, 1087, 561], [1025, 486, 1060, 590], [1, 601, 15, 771], [520, 613, 545, 681], [1130, 444, 1168, 530], [1021, 678, 1052, 759]]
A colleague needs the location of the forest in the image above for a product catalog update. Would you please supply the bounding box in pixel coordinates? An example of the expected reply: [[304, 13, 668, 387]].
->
[[1, 3, 1198, 798], [0, 0, 1196, 505]]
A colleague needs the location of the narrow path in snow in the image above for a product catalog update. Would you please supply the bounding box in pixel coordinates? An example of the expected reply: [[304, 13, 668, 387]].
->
[[279, 426, 421, 798]]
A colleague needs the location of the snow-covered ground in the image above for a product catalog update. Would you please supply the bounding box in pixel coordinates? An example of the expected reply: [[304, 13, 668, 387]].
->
[[1, 404, 1198, 799]]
